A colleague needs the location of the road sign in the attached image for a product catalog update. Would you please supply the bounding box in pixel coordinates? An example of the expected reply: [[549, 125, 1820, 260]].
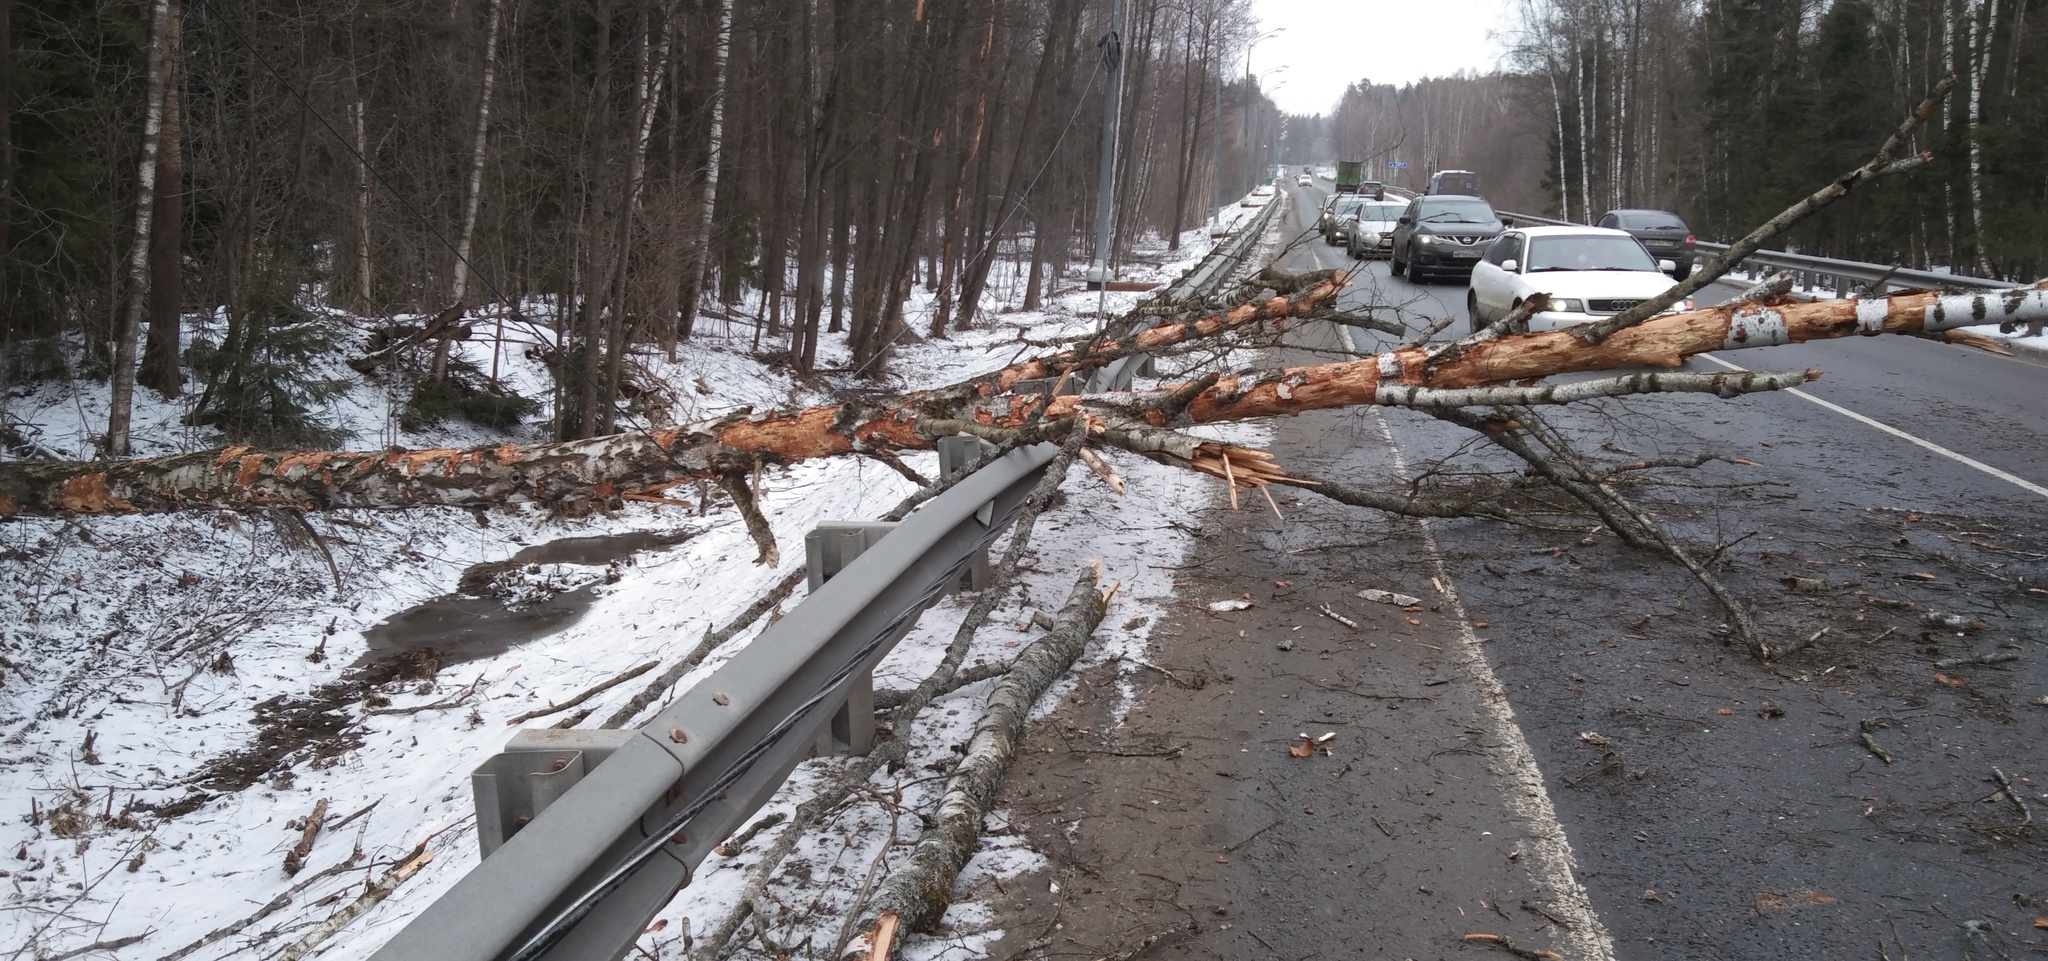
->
[[1388, 161, 1408, 169]]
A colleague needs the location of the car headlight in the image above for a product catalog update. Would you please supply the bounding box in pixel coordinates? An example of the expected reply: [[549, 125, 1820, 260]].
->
[[1417, 235, 1435, 245], [1549, 298, 1585, 312]]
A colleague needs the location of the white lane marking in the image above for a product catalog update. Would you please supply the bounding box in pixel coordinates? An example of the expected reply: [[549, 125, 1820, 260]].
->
[[1696, 352, 2048, 501], [1332, 320, 1616, 960]]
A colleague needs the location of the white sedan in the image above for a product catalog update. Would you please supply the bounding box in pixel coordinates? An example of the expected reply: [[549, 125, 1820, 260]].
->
[[1466, 226, 1693, 332]]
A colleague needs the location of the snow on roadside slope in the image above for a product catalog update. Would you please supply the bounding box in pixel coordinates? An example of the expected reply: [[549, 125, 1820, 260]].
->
[[0, 207, 1279, 960]]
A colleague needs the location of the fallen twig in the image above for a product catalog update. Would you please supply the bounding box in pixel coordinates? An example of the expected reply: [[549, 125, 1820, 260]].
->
[[851, 567, 1112, 949], [506, 661, 657, 725], [277, 843, 434, 961], [1461, 932, 1563, 959], [283, 798, 328, 876], [601, 567, 806, 729], [1318, 604, 1359, 630]]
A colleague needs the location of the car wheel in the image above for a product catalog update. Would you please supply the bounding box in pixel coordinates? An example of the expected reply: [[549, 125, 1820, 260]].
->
[[1466, 291, 1482, 326], [1391, 252, 1406, 279], [1673, 263, 1694, 281]]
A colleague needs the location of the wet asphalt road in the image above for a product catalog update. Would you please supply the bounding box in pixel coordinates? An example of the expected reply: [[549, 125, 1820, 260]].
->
[[1288, 180, 2048, 958], [985, 183, 2048, 960]]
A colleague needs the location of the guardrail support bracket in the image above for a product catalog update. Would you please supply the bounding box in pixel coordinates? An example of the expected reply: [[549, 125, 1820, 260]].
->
[[472, 728, 636, 857]]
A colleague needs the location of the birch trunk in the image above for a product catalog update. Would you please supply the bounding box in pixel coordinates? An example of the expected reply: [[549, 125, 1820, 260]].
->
[[1550, 66, 1569, 220], [139, 0, 184, 398], [105, 0, 174, 458], [9, 281, 2044, 519], [1966, 0, 1993, 276], [448, 0, 503, 306], [1576, 46, 1591, 225], [433, 0, 504, 382], [852, 567, 1109, 950], [676, 0, 730, 341], [351, 92, 374, 314]]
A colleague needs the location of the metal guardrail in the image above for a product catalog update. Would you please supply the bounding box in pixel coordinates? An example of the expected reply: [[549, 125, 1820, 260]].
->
[[372, 203, 1280, 961], [1496, 209, 2018, 295]]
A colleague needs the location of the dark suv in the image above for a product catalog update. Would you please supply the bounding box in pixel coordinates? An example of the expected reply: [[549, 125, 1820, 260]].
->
[[1596, 209, 1696, 279], [1389, 195, 1504, 283]]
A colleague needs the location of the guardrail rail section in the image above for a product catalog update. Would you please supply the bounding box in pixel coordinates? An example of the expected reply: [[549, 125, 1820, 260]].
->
[[371, 200, 1283, 961]]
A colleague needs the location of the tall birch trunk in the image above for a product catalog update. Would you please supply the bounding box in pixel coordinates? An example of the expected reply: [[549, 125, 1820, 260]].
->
[[1549, 66, 1569, 220], [351, 93, 374, 314], [1966, 0, 1993, 276], [434, 0, 503, 382], [139, 0, 184, 398], [1576, 46, 1591, 225], [676, 0, 730, 342], [105, 0, 174, 458]]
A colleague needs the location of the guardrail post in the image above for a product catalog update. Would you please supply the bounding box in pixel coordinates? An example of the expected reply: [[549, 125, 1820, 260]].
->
[[936, 436, 996, 591], [472, 729, 637, 857]]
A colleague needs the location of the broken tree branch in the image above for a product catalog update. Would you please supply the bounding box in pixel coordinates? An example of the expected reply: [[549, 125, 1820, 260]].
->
[[1574, 74, 1958, 344], [851, 567, 1111, 955]]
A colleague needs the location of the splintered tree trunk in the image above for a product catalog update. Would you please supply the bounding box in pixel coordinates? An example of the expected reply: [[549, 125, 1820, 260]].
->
[[8, 282, 2044, 519], [106, 0, 174, 458]]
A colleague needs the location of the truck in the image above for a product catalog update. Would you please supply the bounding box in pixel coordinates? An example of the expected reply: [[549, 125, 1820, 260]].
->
[[1334, 160, 1364, 194], [1426, 169, 1482, 196]]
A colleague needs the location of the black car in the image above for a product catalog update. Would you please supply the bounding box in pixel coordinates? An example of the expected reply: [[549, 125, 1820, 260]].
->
[[1388, 195, 1505, 283], [1596, 208, 1696, 279]]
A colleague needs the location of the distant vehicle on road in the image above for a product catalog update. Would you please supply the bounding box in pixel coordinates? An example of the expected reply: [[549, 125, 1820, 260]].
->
[[1334, 160, 1365, 194], [1322, 194, 1374, 246], [1388, 195, 1504, 282], [1466, 225, 1693, 331], [1344, 199, 1408, 260], [1596, 208, 1697, 279], [1296, 173, 1314, 186], [1426, 169, 1482, 196], [1357, 180, 1387, 199]]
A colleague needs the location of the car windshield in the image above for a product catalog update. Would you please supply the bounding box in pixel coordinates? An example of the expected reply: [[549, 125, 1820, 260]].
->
[[1333, 197, 1367, 216], [1361, 203, 1405, 220], [1525, 235, 1658, 272], [1417, 201, 1495, 224]]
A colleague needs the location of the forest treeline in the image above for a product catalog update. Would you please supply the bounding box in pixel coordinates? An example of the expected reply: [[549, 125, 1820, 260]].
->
[[2, 0, 1281, 450], [1317, 0, 2046, 281]]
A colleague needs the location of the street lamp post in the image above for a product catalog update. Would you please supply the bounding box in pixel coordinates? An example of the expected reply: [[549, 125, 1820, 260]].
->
[[1086, 0, 1125, 295], [1241, 30, 1284, 201]]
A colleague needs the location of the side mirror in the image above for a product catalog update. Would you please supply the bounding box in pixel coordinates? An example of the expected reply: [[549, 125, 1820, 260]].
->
[[1397, 216, 1412, 225], [1501, 259, 1519, 273], [1657, 259, 1677, 273]]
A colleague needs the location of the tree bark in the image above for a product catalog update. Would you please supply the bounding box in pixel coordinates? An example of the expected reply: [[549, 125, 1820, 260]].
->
[[138, 0, 184, 398], [105, 0, 175, 457], [852, 566, 1108, 950], [8, 281, 2041, 518], [675, 0, 730, 342]]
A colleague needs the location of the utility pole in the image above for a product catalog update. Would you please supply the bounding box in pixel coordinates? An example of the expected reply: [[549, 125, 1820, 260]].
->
[[1085, 0, 1125, 298]]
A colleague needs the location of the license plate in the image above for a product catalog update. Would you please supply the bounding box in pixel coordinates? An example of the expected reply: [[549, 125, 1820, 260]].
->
[[1452, 251, 1480, 260]]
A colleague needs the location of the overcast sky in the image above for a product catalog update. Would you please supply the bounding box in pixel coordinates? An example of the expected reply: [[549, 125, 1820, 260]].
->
[[1247, 0, 1517, 116]]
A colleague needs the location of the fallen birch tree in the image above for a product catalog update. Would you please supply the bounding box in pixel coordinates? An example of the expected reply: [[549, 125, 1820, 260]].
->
[[4, 278, 2038, 519]]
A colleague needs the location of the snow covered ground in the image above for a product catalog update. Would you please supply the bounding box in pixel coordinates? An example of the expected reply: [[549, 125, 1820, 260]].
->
[[0, 202, 1278, 960]]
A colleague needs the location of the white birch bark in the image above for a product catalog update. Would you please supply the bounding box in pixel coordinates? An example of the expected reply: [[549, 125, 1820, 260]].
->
[[449, 0, 504, 304], [1576, 46, 1591, 223], [106, 0, 174, 458], [1942, 0, 1956, 263], [1966, 0, 1994, 276], [352, 94, 373, 313], [1549, 67, 1569, 220], [679, 0, 730, 337]]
